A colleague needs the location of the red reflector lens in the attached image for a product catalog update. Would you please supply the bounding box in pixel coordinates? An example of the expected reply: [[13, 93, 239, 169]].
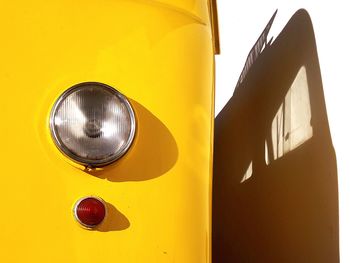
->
[[74, 197, 106, 228]]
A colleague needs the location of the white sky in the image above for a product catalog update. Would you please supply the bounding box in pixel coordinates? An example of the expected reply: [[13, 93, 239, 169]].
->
[[215, 1, 350, 262]]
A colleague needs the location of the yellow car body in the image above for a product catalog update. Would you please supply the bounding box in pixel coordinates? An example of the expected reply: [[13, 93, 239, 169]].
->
[[0, 0, 218, 262]]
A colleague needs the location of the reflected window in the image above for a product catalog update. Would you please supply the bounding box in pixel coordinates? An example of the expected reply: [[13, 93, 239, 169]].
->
[[241, 161, 253, 183], [268, 66, 313, 161]]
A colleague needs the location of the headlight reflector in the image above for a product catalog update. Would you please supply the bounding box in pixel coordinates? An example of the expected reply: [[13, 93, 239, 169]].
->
[[50, 82, 136, 167]]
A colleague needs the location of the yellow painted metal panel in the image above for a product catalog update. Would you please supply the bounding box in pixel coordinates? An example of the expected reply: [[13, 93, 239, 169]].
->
[[0, 0, 214, 262]]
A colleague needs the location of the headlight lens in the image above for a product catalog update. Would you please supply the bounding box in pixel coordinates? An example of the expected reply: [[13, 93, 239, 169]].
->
[[50, 82, 136, 167]]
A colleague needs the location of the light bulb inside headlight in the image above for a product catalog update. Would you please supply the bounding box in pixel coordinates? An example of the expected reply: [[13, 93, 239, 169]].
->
[[50, 82, 136, 167]]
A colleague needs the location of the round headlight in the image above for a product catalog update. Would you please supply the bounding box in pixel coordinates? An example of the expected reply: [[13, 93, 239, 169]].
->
[[50, 82, 136, 167]]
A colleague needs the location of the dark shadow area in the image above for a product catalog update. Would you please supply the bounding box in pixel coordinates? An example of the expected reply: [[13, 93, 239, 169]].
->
[[213, 9, 339, 263], [97, 202, 130, 232], [87, 100, 178, 182]]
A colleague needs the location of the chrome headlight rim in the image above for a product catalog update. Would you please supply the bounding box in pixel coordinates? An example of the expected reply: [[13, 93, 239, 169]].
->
[[49, 82, 136, 168]]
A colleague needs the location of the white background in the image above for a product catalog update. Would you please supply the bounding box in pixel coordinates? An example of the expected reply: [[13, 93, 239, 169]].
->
[[215, 1, 350, 262]]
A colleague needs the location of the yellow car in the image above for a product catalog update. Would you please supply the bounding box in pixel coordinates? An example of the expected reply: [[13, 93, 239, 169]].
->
[[0, 0, 219, 262]]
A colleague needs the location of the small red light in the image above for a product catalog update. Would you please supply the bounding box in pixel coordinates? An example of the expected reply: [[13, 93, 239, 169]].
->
[[74, 197, 106, 228]]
